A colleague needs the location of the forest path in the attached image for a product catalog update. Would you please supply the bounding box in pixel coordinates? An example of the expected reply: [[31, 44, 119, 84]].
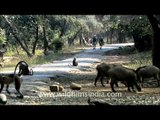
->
[[3, 43, 137, 105], [28, 43, 134, 79]]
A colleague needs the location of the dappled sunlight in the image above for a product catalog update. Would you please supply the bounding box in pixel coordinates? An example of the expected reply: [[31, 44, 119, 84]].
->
[[109, 43, 134, 47]]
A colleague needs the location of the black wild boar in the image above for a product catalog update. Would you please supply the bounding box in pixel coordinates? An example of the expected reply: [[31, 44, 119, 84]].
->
[[95, 63, 119, 87], [108, 66, 141, 92], [136, 65, 160, 87]]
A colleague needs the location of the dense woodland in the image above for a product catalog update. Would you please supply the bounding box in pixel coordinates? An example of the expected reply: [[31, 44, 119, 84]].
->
[[0, 15, 160, 68]]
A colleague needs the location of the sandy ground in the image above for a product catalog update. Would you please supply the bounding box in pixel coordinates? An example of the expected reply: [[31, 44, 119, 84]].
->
[[2, 43, 160, 105]]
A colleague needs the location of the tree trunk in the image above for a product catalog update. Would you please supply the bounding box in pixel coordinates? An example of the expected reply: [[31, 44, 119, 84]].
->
[[117, 30, 123, 43], [59, 19, 67, 38], [15, 43, 19, 55], [0, 15, 32, 57], [24, 37, 29, 50], [32, 25, 39, 55], [122, 33, 126, 43], [79, 34, 82, 45], [110, 30, 113, 44], [68, 29, 81, 47], [43, 26, 48, 53], [79, 33, 86, 46], [82, 34, 86, 46], [106, 31, 109, 44], [147, 15, 160, 68]]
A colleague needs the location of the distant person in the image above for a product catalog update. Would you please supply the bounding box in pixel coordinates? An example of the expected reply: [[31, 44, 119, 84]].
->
[[98, 36, 104, 49], [92, 35, 97, 49]]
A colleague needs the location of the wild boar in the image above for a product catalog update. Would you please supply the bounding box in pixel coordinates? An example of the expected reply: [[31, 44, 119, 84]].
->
[[108, 66, 141, 92], [95, 63, 119, 87], [136, 65, 160, 87]]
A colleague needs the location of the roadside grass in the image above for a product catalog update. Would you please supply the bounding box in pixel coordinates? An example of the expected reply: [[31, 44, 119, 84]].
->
[[127, 50, 152, 69], [104, 45, 152, 70], [116, 46, 152, 69]]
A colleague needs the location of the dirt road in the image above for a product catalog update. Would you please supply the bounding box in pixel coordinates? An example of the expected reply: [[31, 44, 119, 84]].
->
[[30, 43, 134, 76], [3, 43, 160, 105]]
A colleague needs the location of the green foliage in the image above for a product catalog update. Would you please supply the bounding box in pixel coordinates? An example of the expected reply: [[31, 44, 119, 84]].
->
[[1, 15, 154, 57], [0, 28, 6, 45], [126, 16, 152, 37], [0, 15, 107, 51], [122, 16, 152, 52], [52, 39, 64, 52]]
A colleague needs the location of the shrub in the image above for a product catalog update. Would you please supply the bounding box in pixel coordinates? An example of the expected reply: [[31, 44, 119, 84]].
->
[[52, 40, 64, 52]]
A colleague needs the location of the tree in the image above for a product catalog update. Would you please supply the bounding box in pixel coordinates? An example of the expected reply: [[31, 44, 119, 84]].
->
[[0, 15, 33, 57], [124, 16, 152, 52], [147, 15, 160, 68]]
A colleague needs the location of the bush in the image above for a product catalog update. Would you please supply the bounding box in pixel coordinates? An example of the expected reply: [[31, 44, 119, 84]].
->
[[52, 40, 64, 52]]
